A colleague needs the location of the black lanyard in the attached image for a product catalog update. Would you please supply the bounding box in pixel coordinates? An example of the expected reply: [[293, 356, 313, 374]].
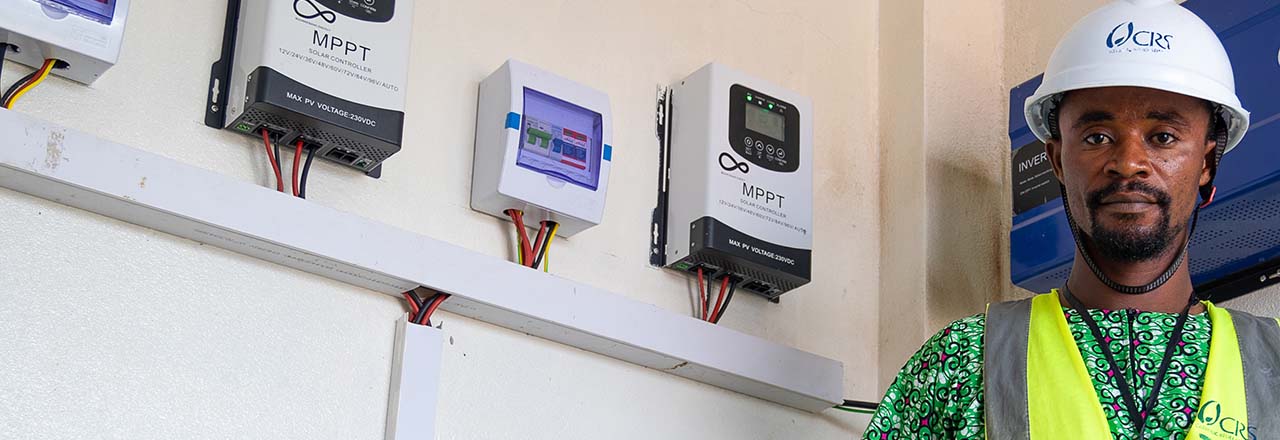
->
[[1061, 286, 1196, 439]]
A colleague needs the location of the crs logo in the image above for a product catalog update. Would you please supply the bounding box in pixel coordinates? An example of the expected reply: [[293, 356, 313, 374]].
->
[[1195, 400, 1257, 440], [1107, 22, 1173, 50]]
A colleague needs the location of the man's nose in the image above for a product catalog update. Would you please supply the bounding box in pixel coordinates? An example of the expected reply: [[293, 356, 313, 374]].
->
[[1104, 134, 1152, 180]]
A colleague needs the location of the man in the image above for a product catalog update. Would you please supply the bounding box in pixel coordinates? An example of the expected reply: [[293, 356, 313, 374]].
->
[[863, 1, 1280, 438]]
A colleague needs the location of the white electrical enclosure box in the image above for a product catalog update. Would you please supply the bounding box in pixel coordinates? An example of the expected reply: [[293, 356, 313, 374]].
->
[[207, 0, 414, 177], [658, 63, 813, 301], [0, 0, 129, 84], [472, 59, 613, 237]]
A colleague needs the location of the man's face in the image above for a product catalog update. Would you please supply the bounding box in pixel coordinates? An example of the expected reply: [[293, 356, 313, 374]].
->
[[1046, 87, 1217, 263]]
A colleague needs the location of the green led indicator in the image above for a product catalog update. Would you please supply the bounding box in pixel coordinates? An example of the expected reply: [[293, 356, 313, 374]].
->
[[234, 122, 254, 133], [674, 262, 692, 270], [768, 103, 775, 110], [746, 95, 753, 102]]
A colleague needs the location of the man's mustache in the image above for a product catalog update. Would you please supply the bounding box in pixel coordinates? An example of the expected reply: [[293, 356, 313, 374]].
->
[[1086, 181, 1173, 211]]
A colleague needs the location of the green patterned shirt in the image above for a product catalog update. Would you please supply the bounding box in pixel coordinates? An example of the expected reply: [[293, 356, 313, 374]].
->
[[862, 307, 1212, 440]]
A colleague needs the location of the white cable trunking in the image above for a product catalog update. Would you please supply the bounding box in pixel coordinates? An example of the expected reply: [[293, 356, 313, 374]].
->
[[0, 109, 844, 412]]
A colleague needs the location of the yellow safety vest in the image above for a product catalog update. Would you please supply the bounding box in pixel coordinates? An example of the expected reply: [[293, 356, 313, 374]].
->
[[984, 292, 1280, 440]]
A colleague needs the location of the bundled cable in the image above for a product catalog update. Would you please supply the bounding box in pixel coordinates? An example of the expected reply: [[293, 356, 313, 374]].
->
[[710, 277, 737, 324], [3, 58, 57, 109], [692, 269, 734, 323], [504, 209, 557, 270], [504, 209, 534, 265], [402, 289, 452, 327], [531, 221, 559, 272], [708, 275, 730, 322]]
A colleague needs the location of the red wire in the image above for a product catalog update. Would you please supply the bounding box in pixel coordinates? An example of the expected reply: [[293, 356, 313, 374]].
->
[[260, 129, 283, 192], [401, 291, 420, 317], [422, 294, 451, 325], [528, 221, 549, 268], [2, 59, 52, 108], [709, 276, 730, 324], [697, 267, 707, 321], [506, 209, 534, 264], [291, 140, 303, 197]]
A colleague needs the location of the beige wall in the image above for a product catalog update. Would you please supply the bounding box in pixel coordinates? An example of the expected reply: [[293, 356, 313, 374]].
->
[[877, 0, 1008, 387], [877, 0, 929, 390], [0, 0, 881, 438], [3, 0, 1277, 436]]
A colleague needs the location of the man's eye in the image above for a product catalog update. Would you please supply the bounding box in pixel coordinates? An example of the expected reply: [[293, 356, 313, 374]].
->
[[1152, 133, 1178, 145], [1084, 134, 1112, 145]]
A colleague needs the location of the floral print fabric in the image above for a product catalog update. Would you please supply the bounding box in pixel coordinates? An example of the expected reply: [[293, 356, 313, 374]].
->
[[862, 307, 1212, 440]]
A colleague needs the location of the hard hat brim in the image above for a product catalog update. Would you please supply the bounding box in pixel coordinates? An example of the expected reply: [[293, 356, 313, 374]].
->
[[1025, 63, 1250, 154]]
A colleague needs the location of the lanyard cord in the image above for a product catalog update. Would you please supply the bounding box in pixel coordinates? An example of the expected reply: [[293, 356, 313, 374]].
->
[[1061, 285, 1196, 438]]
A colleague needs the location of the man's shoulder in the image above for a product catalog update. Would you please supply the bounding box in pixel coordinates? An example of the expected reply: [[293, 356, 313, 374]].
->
[[1219, 305, 1280, 325], [922, 313, 988, 349]]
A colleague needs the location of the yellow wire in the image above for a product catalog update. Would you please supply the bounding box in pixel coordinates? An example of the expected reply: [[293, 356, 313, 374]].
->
[[517, 227, 525, 266], [6, 59, 55, 109], [542, 223, 559, 272]]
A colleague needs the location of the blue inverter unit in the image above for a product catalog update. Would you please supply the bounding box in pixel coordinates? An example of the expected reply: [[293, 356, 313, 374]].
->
[[1010, 0, 1280, 302]]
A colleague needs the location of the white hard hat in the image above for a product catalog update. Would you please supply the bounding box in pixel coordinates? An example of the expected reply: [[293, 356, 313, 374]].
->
[[1024, 0, 1250, 154]]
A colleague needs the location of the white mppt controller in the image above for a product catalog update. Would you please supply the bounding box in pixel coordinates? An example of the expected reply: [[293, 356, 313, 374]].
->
[[206, 0, 414, 177], [653, 63, 813, 300], [472, 59, 613, 237], [0, 0, 130, 84]]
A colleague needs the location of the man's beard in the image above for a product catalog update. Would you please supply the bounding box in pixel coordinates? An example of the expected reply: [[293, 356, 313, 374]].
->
[[1083, 181, 1182, 263]]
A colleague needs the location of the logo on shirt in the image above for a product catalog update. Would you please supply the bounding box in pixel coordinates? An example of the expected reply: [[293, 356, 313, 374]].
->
[[1195, 400, 1256, 440]]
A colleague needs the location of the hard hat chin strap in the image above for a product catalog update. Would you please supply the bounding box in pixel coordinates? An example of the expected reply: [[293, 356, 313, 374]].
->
[[1047, 98, 1225, 294], [1199, 105, 1229, 207], [1059, 184, 1199, 295]]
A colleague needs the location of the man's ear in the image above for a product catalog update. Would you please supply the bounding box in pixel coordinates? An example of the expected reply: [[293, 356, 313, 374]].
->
[[1046, 139, 1065, 183], [1199, 137, 1217, 187]]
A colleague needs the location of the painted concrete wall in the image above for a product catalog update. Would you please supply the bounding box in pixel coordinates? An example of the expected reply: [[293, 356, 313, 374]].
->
[[0, 0, 880, 438], [876, 0, 1007, 388], [876, 0, 930, 392]]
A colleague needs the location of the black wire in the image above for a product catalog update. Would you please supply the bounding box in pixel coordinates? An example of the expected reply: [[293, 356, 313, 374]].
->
[[531, 221, 556, 268], [407, 290, 425, 309], [2, 69, 36, 105], [712, 278, 738, 323], [410, 291, 430, 325], [298, 147, 316, 199], [423, 293, 451, 327], [701, 270, 710, 320], [840, 399, 878, 410], [273, 141, 282, 178]]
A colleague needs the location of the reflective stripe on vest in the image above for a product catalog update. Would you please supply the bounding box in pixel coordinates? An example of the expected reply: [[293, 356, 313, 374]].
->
[[984, 292, 1280, 439]]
